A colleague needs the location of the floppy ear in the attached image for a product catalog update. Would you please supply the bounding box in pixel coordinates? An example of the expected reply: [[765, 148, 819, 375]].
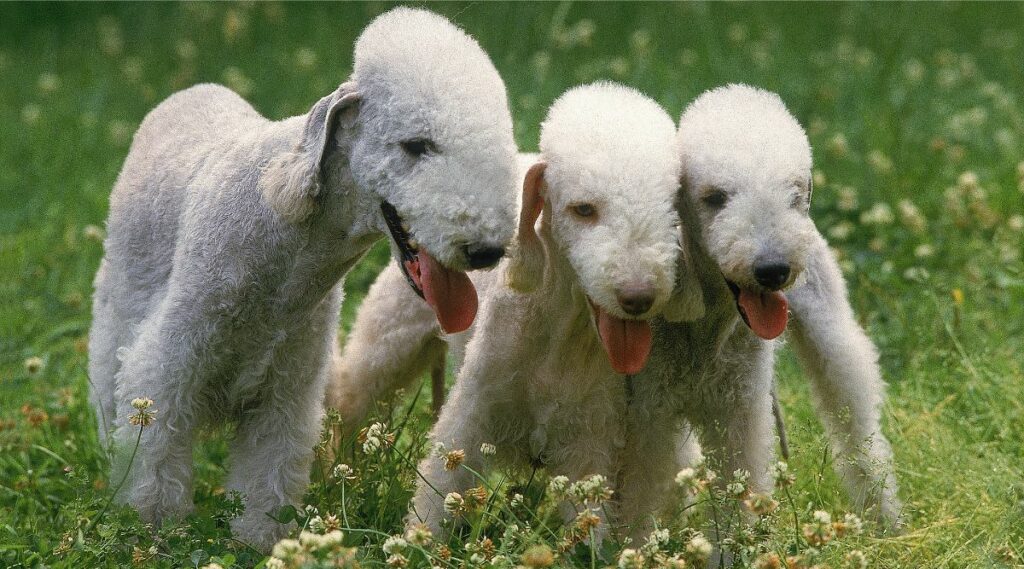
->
[[261, 81, 360, 223], [662, 226, 706, 322], [506, 162, 547, 293]]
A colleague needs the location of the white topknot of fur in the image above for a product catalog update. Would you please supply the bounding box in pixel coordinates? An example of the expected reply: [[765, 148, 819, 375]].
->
[[535, 82, 683, 318], [678, 84, 811, 186], [541, 82, 681, 190], [354, 8, 510, 122]]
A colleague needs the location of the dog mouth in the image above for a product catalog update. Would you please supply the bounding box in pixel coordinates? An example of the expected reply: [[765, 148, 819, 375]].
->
[[380, 201, 478, 334], [586, 298, 653, 375], [725, 279, 789, 340]]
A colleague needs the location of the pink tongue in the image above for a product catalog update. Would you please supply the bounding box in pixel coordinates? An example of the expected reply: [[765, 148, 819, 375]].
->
[[413, 249, 478, 334], [596, 308, 653, 374], [737, 289, 789, 339]]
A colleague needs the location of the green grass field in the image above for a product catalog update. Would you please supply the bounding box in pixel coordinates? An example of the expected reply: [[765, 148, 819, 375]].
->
[[2, 3, 1023, 567]]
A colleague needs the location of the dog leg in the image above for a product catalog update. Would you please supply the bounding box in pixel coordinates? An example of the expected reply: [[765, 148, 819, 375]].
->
[[787, 236, 903, 529], [327, 263, 445, 443], [616, 402, 683, 540]]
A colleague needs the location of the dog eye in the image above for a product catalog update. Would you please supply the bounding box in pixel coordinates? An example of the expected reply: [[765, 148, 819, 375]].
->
[[569, 203, 598, 219], [400, 138, 436, 158], [701, 190, 728, 209]]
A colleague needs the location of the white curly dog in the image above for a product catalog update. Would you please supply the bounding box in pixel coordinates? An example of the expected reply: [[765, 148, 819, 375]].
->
[[622, 84, 902, 542], [88, 7, 518, 549], [403, 82, 703, 538], [328, 84, 903, 538]]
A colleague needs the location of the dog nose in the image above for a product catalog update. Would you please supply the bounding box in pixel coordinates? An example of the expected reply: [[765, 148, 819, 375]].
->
[[464, 244, 505, 270], [616, 285, 655, 316], [754, 263, 791, 290]]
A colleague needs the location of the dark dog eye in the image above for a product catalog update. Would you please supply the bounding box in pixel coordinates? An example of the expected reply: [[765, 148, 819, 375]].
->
[[702, 190, 728, 208], [569, 203, 598, 219], [400, 138, 436, 158]]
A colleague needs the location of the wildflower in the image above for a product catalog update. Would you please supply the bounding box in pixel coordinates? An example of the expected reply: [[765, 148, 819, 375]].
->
[[443, 492, 465, 516], [827, 133, 850, 158], [772, 461, 795, 488], [386, 553, 408, 568], [265, 558, 285, 569], [521, 544, 554, 568], [745, 492, 779, 516], [294, 47, 317, 70], [480, 442, 497, 456], [108, 120, 134, 146], [176, 39, 197, 60], [553, 19, 596, 49], [531, 51, 552, 78], [754, 551, 782, 569], [1007, 215, 1023, 231], [903, 58, 925, 83], [38, 72, 60, 94], [332, 463, 355, 480], [272, 538, 302, 560], [727, 22, 748, 44], [308, 515, 326, 533], [951, 288, 964, 305], [844, 550, 868, 569], [83, 224, 105, 242], [98, 16, 124, 56], [405, 523, 432, 547], [860, 202, 894, 225], [897, 199, 927, 233], [570, 474, 613, 504], [510, 493, 525, 509], [320, 514, 341, 532], [359, 422, 391, 454], [685, 534, 712, 561], [547, 475, 570, 498], [21, 104, 41, 126], [802, 510, 835, 546], [463, 485, 488, 510], [657, 554, 688, 569], [382, 535, 408, 555], [867, 149, 893, 174], [609, 57, 630, 78], [914, 243, 935, 258], [24, 356, 44, 376], [833, 513, 863, 537], [443, 449, 465, 470], [222, 66, 253, 97], [726, 481, 746, 497], [630, 29, 653, 57], [128, 397, 157, 427], [903, 267, 930, 282], [675, 467, 699, 492], [828, 221, 854, 241], [223, 9, 248, 42], [832, 187, 857, 213], [618, 548, 645, 569], [466, 536, 495, 561]]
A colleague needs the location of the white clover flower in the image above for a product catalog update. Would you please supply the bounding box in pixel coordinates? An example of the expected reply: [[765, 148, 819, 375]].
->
[[726, 481, 746, 497], [362, 422, 387, 454], [382, 535, 408, 555], [294, 47, 317, 70], [332, 463, 354, 480], [617, 548, 644, 569], [387, 553, 409, 568], [1007, 214, 1024, 231], [83, 224, 105, 242], [845, 550, 868, 569], [430, 441, 447, 457], [867, 149, 893, 174], [812, 510, 832, 525], [37, 72, 60, 93], [271, 538, 302, 559], [860, 202, 894, 225], [131, 397, 153, 410], [21, 104, 41, 126], [903, 266, 931, 282], [841, 512, 864, 536], [827, 133, 850, 158], [307, 515, 326, 533], [686, 534, 712, 560], [24, 356, 44, 376], [674, 467, 697, 488], [510, 493, 525, 508], [569, 474, 612, 504], [480, 442, 497, 456], [914, 243, 935, 258], [732, 469, 750, 483], [221, 66, 253, 97], [547, 475, 570, 497], [837, 186, 859, 212], [897, 199, 927, 233], [404, 523, 432, 547], [829, 221, 855, 241], [443, 492, 465, 515], [265, 559, 285, 569], [903, 58, 925, 83]]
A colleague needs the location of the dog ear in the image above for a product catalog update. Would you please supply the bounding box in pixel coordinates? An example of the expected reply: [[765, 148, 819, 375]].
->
[[663, 224, 706, 322], [506, 162, 547, 293], [261, 81, 360, 223]]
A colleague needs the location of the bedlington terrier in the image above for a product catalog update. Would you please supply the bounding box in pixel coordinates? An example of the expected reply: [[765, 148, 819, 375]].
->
[[329, 85, 902, 538], [405, 82, 704, 539], [88, 7, 518, 550], [620, 85, 902, 544]]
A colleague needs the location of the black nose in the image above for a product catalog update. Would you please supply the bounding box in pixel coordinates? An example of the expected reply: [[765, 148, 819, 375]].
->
[[754, 263, 791, 290], [616, 285, 655, 316], [464, 244, 505, 270]]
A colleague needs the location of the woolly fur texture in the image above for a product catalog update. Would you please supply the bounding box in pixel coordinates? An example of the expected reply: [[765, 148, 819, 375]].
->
[[88, 7, 518, 551]]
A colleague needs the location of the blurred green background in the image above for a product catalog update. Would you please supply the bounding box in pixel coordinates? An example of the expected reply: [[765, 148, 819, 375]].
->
[[1, 3, 1022, 567]]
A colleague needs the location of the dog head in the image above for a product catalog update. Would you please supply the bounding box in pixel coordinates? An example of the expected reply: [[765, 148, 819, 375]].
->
[[263, 8, 518, 334], [677, 84, 816, 340], [508, 82, 698, 374]]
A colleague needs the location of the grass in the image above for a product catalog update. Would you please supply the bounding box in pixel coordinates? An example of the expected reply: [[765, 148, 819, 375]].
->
[[2, 2, 1023, 567]]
